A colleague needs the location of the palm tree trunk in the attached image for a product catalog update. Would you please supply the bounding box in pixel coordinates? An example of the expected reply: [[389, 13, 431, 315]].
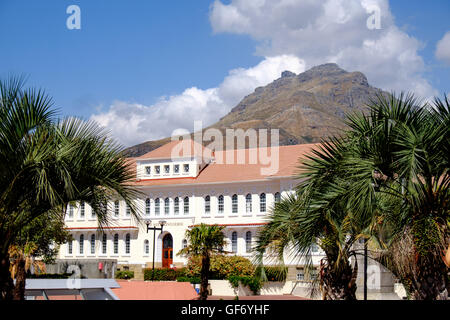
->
[[410, 252, 449, 300], [12, 256, 26, 300], [320, 260, 357, 300], [199, 254, 210, 300], [0, 252, 14, 300]]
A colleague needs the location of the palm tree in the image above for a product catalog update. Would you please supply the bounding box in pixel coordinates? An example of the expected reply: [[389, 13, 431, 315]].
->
[[178, 224, 226, 300], [257, 93, 449, 300], [255, 140, 371, 300], [343, 93, 449, 299], [0, 77, 142, 300]]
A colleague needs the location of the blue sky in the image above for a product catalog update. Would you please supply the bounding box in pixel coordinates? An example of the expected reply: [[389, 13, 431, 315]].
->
[[0, 1, 448, 146], [0, 0, 259, 119]]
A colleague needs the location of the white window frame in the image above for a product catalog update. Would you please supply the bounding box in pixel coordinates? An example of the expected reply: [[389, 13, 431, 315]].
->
[[245, 194, 252, 213], [204, 195, 211, 215], [183, 197, 189, 215], [218, 195, 224, 214]]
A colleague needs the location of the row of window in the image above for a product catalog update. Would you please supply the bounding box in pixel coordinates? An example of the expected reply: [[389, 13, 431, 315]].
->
[[145, 192, 281, 216], [67, 231, 255, 256], [67, 233, 131, 256], [67, 192, 282, 219], [145, 197, 190, 216], [230, 231, 253, 254], [144, 163, 190, 176]]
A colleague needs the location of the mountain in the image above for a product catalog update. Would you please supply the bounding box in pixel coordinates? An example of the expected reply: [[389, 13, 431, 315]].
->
[[124, 63, 385, 157]]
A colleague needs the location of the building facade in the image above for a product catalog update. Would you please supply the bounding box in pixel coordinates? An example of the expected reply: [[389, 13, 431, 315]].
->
[[58, 139, 324, 278]]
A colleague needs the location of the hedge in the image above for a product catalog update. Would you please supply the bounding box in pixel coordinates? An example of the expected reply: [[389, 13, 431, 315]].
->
[[176, 276, 201, 284], [115, 270, 134, 280], [144, 268, 187, 281]]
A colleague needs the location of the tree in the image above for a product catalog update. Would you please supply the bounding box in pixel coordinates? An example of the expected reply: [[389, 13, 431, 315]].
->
[[9, 209, 71, 300], [343, 93, 449, 299], [178, 224, 226, 300], [256, 93, 449, 300], [255, 141, 369, 300], [0, 77, 142, 300]]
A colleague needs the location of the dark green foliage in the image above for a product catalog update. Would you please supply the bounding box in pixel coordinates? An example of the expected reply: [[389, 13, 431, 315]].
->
[[144, 268, 187, 281], [115, 270, 134, 280], [176, 276, 201, 284], [228, 275, 263, 295]]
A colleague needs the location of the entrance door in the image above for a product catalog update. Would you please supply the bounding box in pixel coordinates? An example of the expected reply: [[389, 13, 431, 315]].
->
[[162, 234, 173, 268]]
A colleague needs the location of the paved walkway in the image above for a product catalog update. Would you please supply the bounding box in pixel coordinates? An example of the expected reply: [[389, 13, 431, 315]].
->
[[112, 280, 198, 300]]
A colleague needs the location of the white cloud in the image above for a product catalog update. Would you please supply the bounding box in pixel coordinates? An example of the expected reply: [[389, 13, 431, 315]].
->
[[90, 55, 305, 147], [210, 0, 436, 98], [436, 31, 450, 65], [93, 0, 438, 147]]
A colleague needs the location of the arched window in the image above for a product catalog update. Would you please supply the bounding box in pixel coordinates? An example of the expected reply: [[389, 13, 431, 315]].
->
[[145, 198, 151, 216], [183, 197, 189, 215], [174, 197, 179, 215], [155, 198, 160, 215], [125, 233, 131, 254], [274, 192, 281, 203], [182, 239, 188, 249], [260, 193, 266, 212], [204, 196, 210, 214], [144, 240, 149, 255], [68, 240, 73, 255], [232, 194, 238, 214], [218, 195, 224, 214], [79, 234, 84, 255], [113, 234, 119, 254], [246, 194, 252, 213], [80, 202, 85, 218], [164, 198, 170, 215], [102, 234, 107, 254], [114, 200, 120, 217], [246, 231, 252, 253], [90, 234, 96, 254], [231, 232, 238, 253]]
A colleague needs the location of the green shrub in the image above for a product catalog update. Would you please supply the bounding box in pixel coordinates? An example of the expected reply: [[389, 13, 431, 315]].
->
[[176, 276, 201, 284], [186, 255, 255, 279], [227, 275, 262, 295], [144, 268, 187, 281], [115, 270, 134, 280]]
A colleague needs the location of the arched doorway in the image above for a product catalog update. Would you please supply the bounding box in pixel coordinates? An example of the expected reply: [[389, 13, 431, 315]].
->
[[162, 233, 173, 268]]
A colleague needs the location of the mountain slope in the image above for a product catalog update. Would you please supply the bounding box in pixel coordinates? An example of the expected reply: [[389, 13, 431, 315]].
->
[[124, 63, 385, 157]]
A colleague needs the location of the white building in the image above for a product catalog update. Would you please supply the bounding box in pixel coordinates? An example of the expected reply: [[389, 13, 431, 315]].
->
[[59, 139, 324, 279]]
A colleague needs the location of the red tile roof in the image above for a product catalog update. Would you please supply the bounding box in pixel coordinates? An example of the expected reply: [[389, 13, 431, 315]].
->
[[129, 141, 319, 187]]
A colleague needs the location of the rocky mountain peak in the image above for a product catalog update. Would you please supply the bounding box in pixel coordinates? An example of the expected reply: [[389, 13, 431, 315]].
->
[[124, 63, 385, 157], [281, 70, 297, 78]]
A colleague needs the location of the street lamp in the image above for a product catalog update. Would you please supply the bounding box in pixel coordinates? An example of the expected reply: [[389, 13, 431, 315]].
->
[[144, 219, 167, 281]]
